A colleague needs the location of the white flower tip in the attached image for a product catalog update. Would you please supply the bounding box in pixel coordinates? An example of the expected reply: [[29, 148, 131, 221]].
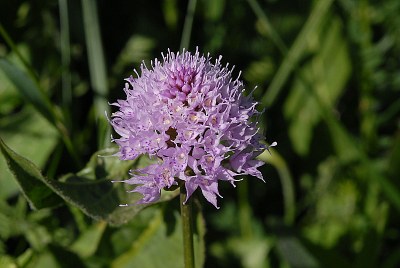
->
[[266, 141, 278, 155], [111, 180, 125, 183], [98, 154, 114, 158], [119, 204, 129, 207]]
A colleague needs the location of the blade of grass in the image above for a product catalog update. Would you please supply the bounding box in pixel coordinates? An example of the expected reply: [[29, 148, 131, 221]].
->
[[180, 0, 197, 50], [297, 55, 400, 212], [0, 59, 82, 168], [248, 0, 336, 223], [0, 24, 82, 167], [0, 23, 39, 82], [246, 0, 288, 55], [0, 59, 55, 125], [58, 0, 72, 108], [81, 0, 110, 149], [255, 0, 334, 107]]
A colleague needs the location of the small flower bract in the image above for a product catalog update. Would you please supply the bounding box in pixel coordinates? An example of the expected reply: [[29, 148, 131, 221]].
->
[[110, 49, 268, 208]]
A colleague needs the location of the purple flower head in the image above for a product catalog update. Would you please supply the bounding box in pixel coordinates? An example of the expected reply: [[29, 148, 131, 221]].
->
[[110, 49, 270, 208]]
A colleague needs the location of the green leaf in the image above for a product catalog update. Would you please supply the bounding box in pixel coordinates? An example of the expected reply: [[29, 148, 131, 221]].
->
[[0, 107, 58, 199], [261, 0, 335, 106], [56, 147, 179, 225], [0, 63, 23, 115], [0, 255, 17, 268], [0, 140, 178, 225], [27, 245, 85, 268], [203, 0, 225, 21], [0, 56, 81, 168], [112, 35, 155, 75], [284, 16, 351, 155], [325, 122, 400, 212], [0, 136, 63, 210], [81, 0, 110, 148], [70, 221, 107, 258], [276, 235, 320, 268], [0, 197, 28, 240], [0, 59, 56, 126], [111, 206, 205, 268], [47, 244, 86, 267]]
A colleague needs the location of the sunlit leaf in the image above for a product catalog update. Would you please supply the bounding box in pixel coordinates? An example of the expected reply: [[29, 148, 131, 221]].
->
[[261, 0, 335, 106], [0, 140, 178, 225], [0, 136, 63, 209], [0, 255, 17, 267], [284, 16, 351, 155], [0, 107, 58, 199], [111, 206, 205, 268]]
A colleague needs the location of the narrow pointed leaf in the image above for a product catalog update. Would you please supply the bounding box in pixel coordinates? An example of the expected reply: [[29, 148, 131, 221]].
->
[[0, 59, 56, 125], [81, 0, 110, 148], [0, 137, 63, 209]]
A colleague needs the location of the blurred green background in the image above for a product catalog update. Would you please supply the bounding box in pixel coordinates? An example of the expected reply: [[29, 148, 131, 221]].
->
[[1, 0, 400, 267]]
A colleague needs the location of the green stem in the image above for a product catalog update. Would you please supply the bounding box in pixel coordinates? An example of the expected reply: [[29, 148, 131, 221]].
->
[[258, 149, 295, 225], [180, 0, 197, 51], [238, 180, 253, 239], [180, 185, 195, 268]]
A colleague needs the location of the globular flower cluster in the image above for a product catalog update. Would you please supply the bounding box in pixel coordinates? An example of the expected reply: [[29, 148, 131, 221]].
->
[[110, 49, 268, 208]]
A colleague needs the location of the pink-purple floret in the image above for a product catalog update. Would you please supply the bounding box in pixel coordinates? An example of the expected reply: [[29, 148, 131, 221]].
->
[[110, 49, 266, 208]]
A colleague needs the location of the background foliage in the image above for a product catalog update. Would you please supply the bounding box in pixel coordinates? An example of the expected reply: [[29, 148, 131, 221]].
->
[[1, 0, 400, 267]]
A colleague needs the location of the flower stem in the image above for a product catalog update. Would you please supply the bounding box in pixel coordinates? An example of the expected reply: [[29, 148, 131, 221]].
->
[[180, 185, 195, 268]]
